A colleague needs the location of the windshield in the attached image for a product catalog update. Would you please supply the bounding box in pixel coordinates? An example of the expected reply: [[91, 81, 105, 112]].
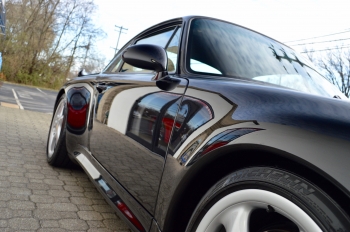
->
[[187, 18, 346, 98]]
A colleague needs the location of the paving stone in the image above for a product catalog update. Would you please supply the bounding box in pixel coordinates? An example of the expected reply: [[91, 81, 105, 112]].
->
[[0, 201, 7, 208], [78, 211, 103, 220], [87, 220, 106, 228], [11, 193, 29, 201], [32, 190, 48, 195], [101, 213, 118, 219], [0, 193, 11, 201], [8, 218, 40, 230], [103, 219, 130, 230], [8, 176, 29, 184], [79, 181, 94, 187], [12, 210, 32, 218], [84, 191, 103, 199], [10, 182, 26, 188], [36, 203, 52, 209], [54, 197, 71, 203], [8, 187, 32, 195], [78, 205, 93, 211], [88, 229, 112, 232], [23, 164, 42, 170], [64, 185, 85, 192], [50, 185, 64, 190], [58, 177, 77, 184], [37, 228, 66, 232], [92, 199, 107, 205], [0, 181, 10, 188], [25, 172, 45, 179], [92, 205, 116, 213], [8, 200, 35, 210], [41, 220, 60, 228], [59, 219, 89, 230], [0, 106, 129, 230], [27, 183, 50, 190], [59, 212, 78, 219], [52, 203, 78, 211], [30, 194, 54, 203], [0, 220, 7, 227], [70, 197, 93, 205], [70, 192, 85, 197], [48, 189, 70, 197], [0, 208, 12, 219], [34, 209, 61, 220], [44, 179, 64, 186], [9, 171, 24, 177], [0, 170, 10, 176], [66, 181, 81, 186]]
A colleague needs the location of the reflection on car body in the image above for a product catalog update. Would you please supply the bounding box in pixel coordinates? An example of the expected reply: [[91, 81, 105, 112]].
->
[[46, 16, 350, 232]]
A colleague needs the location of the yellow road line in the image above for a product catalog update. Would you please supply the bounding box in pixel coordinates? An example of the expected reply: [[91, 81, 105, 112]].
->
[[0, 102, 20, 109]]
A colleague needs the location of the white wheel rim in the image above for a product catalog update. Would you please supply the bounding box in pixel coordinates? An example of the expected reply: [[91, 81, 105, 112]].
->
[[196, 189, 322, 232], [48, 99, 66, 158]]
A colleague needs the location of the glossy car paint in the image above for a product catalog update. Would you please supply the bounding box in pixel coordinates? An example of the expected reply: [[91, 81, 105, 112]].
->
[[53, 16, 350, 231]]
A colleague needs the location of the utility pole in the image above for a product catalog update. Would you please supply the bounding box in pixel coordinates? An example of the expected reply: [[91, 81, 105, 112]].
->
[[114, 25, 128, 54], [82, 35, 91, 68]]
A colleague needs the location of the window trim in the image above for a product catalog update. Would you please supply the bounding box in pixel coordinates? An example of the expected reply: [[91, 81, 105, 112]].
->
[[119, 25, 182, 74]]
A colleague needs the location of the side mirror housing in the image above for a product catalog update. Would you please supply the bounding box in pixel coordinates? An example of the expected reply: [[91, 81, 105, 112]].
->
[[122, 44, 168, 80], [122, 44, 180, 91], [78, 69, 88, 77]]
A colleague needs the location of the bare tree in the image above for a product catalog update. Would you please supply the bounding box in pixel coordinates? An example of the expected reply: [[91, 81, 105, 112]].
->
[[305, 48, 350, 98], [0, 0, 106, 88]]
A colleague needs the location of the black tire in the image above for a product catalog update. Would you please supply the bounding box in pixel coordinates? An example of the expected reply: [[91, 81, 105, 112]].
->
[[46, 94, 74, 168], [187, 167, 350, 232]]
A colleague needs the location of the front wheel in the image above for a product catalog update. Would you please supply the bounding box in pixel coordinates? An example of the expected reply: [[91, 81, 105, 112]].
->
[[47, 94, 74, 167], [187, 167, 350, 232]]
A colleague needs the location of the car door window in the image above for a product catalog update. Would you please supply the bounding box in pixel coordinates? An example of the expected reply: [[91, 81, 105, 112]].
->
[[166, 27, 181, 72], [103, 41, 133, 73], [136, 29, 175, 46], [120, 27, 181, 73], [109, 56, 123, 72]]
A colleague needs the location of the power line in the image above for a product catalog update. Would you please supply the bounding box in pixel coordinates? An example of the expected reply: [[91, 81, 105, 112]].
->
[[113, 25, 128, 55], [290, 37, 350, 46], [284, 29, 350, 43], [301, 45, 350, 53]]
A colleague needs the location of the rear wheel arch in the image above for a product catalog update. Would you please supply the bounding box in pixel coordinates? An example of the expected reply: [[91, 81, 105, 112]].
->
[[54, 89, 66, 111], [162, 144, 350, 232]]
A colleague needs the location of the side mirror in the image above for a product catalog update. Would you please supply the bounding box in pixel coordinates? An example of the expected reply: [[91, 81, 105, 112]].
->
[[78, 69, 88, 77], [122, 44, 168, 81]]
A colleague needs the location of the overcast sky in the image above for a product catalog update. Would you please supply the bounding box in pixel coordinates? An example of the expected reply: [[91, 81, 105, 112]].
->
[[93, 0, 350, 63]]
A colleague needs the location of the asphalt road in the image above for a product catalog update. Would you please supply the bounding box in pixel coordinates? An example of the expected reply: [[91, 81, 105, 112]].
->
[[0, 102, 130, 231], [0, 82, 57, 114]]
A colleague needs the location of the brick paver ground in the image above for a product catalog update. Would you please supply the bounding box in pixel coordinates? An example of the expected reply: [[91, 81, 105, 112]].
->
[[0, 106, 130, 231]]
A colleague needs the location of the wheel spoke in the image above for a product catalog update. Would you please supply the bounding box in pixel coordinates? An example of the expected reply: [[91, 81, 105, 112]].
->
[[50, 134, 57, 152], [47, 98, 66, 159], [56, 128, 61, 143], [195, 189, 322, 232], [221, 205, 252, 232], [57, 114, 64, 125]]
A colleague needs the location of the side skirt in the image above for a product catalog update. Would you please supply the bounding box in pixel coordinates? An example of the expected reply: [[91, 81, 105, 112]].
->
[[72, 146, 153, 232]]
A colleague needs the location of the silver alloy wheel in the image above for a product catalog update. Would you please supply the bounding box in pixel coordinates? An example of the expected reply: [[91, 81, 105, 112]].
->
[[48, 99, 66, 158], [196, 189, 322, 232]]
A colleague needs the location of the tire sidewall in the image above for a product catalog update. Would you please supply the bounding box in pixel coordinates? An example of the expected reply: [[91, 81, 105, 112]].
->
[[187, 167, 350, 232], [46, 95, 67, 164]]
